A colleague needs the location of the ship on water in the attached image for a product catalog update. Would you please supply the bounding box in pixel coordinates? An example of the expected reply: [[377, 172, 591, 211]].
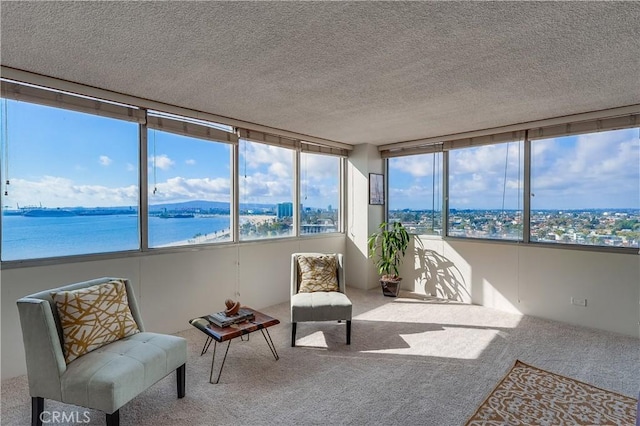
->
[[7, 203, 76, 217], [23, 208, 76, 217], [3, 204, 138, 217]]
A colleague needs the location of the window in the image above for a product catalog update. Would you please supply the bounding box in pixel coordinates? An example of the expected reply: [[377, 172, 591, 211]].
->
[[300, 152, 341, 234], [1, 97, 139, 260], [448, 141, 524, 240], [388, 152, 443, 235], [530, 128, 639, 248], [1, 80, 345, 265], [238, 139, 295, 240], [147, 127, 232, 248]]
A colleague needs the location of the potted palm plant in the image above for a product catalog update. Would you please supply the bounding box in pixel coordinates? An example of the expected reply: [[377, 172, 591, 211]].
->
[[367, 221, 410, 297]]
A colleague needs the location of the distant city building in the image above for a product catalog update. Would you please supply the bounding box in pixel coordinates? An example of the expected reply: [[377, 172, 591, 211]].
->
[[277, 202, 293, 218]]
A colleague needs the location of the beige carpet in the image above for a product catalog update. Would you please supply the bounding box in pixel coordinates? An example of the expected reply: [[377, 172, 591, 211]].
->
[[465, 360, 638, 426], [2, 288, 639, 425]]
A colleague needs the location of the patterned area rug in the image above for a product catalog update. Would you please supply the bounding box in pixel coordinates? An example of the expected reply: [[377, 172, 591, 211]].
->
[[466, 360, 637, 425]]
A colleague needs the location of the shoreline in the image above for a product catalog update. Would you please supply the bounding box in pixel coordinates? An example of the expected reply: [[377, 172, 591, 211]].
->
[[154, 214, 275, 247]]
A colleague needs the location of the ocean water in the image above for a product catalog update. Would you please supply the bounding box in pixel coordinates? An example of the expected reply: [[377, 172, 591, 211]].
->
[[1, 214, 231, 261]]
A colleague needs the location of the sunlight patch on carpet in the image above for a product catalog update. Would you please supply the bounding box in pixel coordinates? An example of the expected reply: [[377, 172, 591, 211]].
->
[[361, 327, 499, 359], [296, 331, 328, 348]]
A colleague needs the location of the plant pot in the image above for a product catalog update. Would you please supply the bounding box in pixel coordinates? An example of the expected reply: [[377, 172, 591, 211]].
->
[[380, 278, 402, 297]]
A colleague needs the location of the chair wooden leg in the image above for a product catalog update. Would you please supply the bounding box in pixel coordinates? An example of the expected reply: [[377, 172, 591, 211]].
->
[[32, 397, 43, 426], [346, 320, 351, 345], [291, 323, 297, 347], [106, 410, 119, 426], [177, 363, 186, 398]]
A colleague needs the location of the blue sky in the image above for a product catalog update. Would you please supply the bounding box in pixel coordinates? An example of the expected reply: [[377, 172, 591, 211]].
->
[[1, 99, 340, 210], [1, 99, 638, 211], [389, 128, 640, 210]]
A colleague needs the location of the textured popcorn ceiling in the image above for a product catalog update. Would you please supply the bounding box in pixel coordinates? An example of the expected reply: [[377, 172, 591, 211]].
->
[[1, 1, 639, 146]]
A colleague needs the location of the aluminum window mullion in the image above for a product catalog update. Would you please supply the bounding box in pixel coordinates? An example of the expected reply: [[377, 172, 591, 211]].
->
[[339, 157, 346, 234], [523, 132, 531, 244], [294, 150, 301, 237], [139, 118, 149, 251], [232, 142, 239, 243], [384, 159, 389, 223], [442, 150, 449, 237]]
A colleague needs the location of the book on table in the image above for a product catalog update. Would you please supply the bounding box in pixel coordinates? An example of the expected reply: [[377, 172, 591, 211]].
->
[[207, 308, 255, 327]]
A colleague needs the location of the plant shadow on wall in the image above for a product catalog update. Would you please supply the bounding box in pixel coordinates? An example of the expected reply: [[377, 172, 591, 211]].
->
[[413, 239, 469, 302]]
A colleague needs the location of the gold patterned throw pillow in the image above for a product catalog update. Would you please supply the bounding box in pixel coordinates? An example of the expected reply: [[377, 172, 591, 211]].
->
[[297, 255, 339, 293], [51, 279, 140, 364]]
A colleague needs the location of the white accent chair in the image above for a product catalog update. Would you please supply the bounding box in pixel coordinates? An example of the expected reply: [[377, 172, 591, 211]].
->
[[16, 277, 187, 426], [290, 253, 352, 347]]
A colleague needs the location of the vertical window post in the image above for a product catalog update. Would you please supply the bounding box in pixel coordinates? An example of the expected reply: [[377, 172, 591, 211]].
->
[[442, 150, 450, 236], [232, 135, 240, 243], [139, 114, 149, 251], [523, 130, 531, 244], [294, 148, 301, 237]]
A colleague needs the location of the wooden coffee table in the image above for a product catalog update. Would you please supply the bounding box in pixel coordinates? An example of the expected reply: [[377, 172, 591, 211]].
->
[[189, 308, 280, 383]]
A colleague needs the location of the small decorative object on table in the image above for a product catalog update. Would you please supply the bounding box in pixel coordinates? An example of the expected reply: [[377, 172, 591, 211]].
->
[[224, 299, 240, 316], [207, 300, 255, 328]]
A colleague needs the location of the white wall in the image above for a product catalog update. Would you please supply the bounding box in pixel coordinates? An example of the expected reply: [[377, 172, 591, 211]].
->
[[1, 235, 344, 379], [401, 236, 640, 338], [3, 219, 638, 382], [344, 143, 384, 290]]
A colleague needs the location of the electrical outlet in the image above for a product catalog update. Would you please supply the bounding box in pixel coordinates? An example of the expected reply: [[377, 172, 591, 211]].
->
[[570, 297, 587, 307]]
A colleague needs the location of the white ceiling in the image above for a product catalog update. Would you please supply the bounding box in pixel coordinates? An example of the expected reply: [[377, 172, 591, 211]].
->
[[1, 1, 639, 147]]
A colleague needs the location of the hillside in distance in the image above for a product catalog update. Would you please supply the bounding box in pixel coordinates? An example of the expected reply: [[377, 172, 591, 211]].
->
[[150, 200, 276, 212]]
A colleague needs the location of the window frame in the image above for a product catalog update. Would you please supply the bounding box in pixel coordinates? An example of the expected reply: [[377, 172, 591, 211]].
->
[[237, 137, 297, 242], [0, 79, 347, 268], [387, 151, 444, 237], [145, 122, 235, 249], [528, 128, 639, 251], [0, 87, 143, 262], [299, 150, 344, 236], [446, 139, 525, 242], [385, 122, 639, 255]]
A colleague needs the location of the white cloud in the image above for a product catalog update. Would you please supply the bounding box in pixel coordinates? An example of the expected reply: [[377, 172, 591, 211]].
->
[[239, 145, 340, 206], [243, 143, 293, 168], [388, 183, 442, 208], [150, 176, 231, 203], [390, 154, 441, 178], [445, 143, 524, 209], [530, 129, 639, 208], [4, 176, 138, 208], [151, 154, 175, 170], [268, 162, 291, 179], [185, 159, 196, 165], [126, 163, 135, 172], [99, 155, 112, 166], [239, 173, 292, 202], [236, 142, 295, 202], [451, 143, 522, 175], [301, 154, 340, 180]]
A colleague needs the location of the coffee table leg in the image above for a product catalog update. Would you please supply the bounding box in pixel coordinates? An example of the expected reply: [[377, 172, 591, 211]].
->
[[201, 336, 213, 356], [209, 340, 232, 384], [261, 328, 279, 361]]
